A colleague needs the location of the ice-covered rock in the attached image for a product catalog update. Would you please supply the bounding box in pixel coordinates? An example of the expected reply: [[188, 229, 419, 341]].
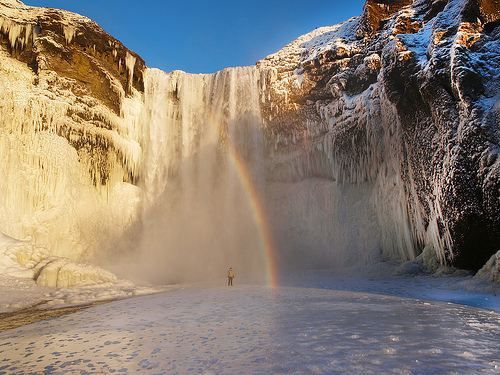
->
[[0, 0, 144, 264], [34, 257, 117, 288], [258, 0, 499, 270], [475, 250, 500, 284]]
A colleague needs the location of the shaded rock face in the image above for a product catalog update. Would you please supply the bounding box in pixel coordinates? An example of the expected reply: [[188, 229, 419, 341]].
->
[[0, 0, 498, 273], [258, 0, 499, 270]]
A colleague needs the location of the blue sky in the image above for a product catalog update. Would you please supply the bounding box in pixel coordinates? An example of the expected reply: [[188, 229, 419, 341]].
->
[[25, 0, 365, 73]]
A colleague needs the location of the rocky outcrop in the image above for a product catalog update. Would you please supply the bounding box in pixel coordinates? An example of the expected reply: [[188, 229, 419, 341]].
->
[[357, 0, 414, 37], [0, 0, 144, 108], [0, 0, 144, 185]]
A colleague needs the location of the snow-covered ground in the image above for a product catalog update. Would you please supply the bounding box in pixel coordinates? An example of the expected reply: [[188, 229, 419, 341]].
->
[[1, 281, 499, 374], [280, 264, 500, 312], [0, 233, 165, 313], [0, 273, 166, 313]]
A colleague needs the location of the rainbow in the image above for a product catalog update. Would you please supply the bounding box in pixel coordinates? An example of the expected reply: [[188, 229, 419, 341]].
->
[[203, 109, 279, 288], [225, 141, 279, 288]]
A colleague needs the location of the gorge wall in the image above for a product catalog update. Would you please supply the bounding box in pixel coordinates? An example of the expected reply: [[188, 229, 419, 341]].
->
[[0, 0, 498, 284], [256, 0, 499, 270]]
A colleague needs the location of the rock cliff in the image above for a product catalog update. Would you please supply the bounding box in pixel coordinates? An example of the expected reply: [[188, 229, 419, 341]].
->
[[0, 0, 144, 262], [258, 0, 499, 270]]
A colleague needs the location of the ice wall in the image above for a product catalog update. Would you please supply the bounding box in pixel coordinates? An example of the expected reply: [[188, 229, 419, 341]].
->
[[262, 88, 424, 269], [0, 47, 141, 263]]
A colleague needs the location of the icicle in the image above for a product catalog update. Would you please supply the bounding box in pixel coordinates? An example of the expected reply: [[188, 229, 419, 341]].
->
[[63, 24, 76, 44], [125, 51, 136, 92], [0, 17, 33, 51]]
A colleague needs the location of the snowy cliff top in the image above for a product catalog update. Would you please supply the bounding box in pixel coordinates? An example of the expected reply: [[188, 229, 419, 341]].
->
[[259, 17, 360, 71], [0, 0, 87, 24]]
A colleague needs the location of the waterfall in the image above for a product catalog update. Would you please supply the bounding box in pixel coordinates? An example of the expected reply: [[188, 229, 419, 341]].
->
[[116, 65, 391, 281], [113, 66, 270, 283]]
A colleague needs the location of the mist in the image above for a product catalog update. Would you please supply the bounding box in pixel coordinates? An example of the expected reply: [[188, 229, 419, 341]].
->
[[98, 65, 385, 286], [100, 67, 270, 285]]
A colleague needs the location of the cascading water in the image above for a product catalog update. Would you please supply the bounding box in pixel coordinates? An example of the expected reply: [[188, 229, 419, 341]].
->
[[112, 64, 392, 282], [110, 66, 271, 284]]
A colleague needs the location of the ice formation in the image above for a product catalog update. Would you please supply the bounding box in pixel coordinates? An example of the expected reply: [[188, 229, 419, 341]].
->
[[33, 258, 117, 288], [0, 17, 31, 50], [475, 251, 500, 284], [0, 0, 146, 287], [0, 48, 141, 260], [63, 24, 75, 44], [125, 51, 136, 93]]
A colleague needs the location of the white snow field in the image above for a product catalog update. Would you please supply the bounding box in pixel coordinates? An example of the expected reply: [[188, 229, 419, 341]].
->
[[1, 284, 499, 374]]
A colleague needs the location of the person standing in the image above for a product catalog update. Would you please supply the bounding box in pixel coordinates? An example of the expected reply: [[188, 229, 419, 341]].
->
[[227, 267, 235, 286]]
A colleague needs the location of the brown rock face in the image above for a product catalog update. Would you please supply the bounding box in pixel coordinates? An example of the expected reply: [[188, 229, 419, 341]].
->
[[0, 1, 144, 114], [476, 0, 500, 24], [357, 0, 414, 36]]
